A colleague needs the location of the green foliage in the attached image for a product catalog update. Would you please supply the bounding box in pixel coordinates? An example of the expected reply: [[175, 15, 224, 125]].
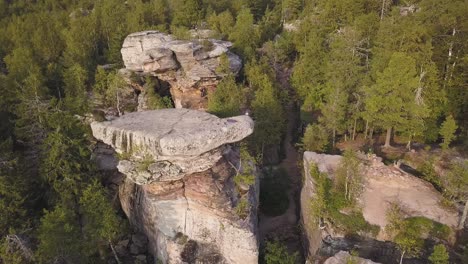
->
[[335, 150, 363, 205], [439, 115, 458, 149], [207, 10, 234, 39], [137, 154, 154, 172], [301, 123, 329, 153], [0, 139, 29, 236], [144, 77, 173, 110], [418, 159, 442, 190], [172, 0, 203, 28], [264, 240, 298, 264], [234, 144, 257, 188], [229, 8, 259, 59], [79, 181, 124, 245], [386, 203, 452, 263], [429, 244, 449, 264], [93, 69, 129, 115], [248, 61, 286, 156], [207, 75, 244, 117], [235, 197, 249, 219], [36, 205, 84, 263], [308, 162, 379, 236], [365, 52, 429, 146]]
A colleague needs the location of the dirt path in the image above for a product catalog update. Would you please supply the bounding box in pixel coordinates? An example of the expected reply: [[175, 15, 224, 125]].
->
[[258, 66, 304, 257]]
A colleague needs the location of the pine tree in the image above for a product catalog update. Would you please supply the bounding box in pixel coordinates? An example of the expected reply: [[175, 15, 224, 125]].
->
[[429, 244, 449, 264], [444, 161, 468, 229], [79, 181, 123, 256], [36, 205, 85, 263], [63, 64, 88, 114], [364, 52, 427, 148], [250, 67, 285, 157], [439, 115, 457, 149], [207, 75, 244, 118], [172, 0, 203, 28], [229, 8, 259, 60]]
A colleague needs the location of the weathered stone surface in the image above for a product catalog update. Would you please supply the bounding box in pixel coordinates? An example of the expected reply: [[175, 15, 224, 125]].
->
[[119, 154, 259, 264], [120, 31, 242, 110], [324, 251, 381, 264], [91, 109, 254, 184], [92, 109, 259, 263], [301, 152, 459, 257], [361, 155, 458, 240]]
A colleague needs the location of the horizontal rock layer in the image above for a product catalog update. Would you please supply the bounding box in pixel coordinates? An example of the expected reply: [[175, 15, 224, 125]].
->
[[91, 109, 259, 263], [91, 109, 254, 184]]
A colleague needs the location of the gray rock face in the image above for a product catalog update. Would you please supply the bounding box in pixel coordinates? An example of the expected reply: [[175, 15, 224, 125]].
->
[[324, 251, 380, 264], [120, 31, 242, 110], [91, 109, 259, 263]]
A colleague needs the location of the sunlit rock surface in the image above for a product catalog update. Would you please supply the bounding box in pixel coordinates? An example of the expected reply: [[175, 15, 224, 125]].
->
[[91, 109, 258, 263], [121, 31, 242, 110], [301, 152, 458, 257]]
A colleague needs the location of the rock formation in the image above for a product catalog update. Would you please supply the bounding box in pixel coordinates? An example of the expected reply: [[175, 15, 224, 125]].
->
[[301, 152, 458, 257], [120, 31, 242, 110], [91, 109, 258, 263]]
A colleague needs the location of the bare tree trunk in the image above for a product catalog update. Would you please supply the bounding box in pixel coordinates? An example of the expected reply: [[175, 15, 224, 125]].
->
[[332, 128, 336, 148], [400, 250, 406, 264], [116, 91, 122, 116], [370, 127, 374, 140], [384, 127, 392, 148], [380, 0, 387, 20], [109, 241, 122, 264], [459, 199, 468, 229], [352, 118, 357, 141], [364, 120, 369, 139]]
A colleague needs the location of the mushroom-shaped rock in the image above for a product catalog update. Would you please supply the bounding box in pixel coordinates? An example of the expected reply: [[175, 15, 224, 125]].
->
[[91, 109, 254, 184]]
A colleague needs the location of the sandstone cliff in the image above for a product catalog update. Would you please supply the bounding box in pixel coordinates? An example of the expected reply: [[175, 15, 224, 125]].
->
[[120, 31, 242, 110], [301, 151, 458, 258], [92, 109, 258, 263]]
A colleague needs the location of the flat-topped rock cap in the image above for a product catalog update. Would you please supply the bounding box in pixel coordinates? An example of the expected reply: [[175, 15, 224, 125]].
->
[[91, 109, 254, 157]]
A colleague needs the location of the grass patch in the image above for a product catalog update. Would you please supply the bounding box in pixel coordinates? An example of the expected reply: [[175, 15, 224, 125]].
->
[[260, 167, 290, 217], [403, 217, 451, 241]]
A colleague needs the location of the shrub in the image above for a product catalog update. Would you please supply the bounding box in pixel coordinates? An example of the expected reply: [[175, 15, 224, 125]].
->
[[264, 240, 298, 264], [302, 123, 329, 152]]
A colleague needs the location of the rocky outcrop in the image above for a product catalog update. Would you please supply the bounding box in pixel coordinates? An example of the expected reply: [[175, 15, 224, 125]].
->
[[121, 31, 242, 110], [301, 152, 342, 257], [91, 109, 258, 263], [324, 251, 380, 264], [301, 152, 458, 257]]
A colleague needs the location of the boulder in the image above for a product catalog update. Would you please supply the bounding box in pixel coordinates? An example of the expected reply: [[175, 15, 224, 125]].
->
[[324, 251, 380, 264], [91, 109, 259, 264], [120, 31, 242, 110]]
